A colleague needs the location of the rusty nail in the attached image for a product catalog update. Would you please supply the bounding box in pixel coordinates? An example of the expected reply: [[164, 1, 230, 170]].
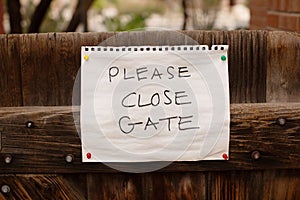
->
[[276, 117, 286, 126], [65, 154, 74, 163], [1, 185, 10, 194], [251, 151, 260, 160], [4, 154, 12, 164], [26, 121, 34, 128]]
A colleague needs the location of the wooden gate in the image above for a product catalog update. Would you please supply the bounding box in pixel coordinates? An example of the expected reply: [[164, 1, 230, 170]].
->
[[0, 30, 299, 199]]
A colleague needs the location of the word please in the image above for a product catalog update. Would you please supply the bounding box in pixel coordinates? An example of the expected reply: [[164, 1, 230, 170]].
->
[[109, 65, 191, 82]]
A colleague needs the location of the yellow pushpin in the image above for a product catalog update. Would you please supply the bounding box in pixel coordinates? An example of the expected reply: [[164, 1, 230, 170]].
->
[[83, 54, 89, 61]]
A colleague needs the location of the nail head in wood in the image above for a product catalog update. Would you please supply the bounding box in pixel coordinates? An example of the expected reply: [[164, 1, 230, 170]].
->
[[276, 117, 286, 126], [251, 151, 260, 160], [26, 121, 34, 128], [1, 185, 10, 194], [4, 154, 12, 164], [65, 154, 74, 163]]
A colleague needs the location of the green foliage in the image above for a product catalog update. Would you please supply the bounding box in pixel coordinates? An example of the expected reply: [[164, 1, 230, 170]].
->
[[92, 0, 106, 10], [205, 0, 220, 7], [190, 0, 221, 30], [244, 0, 250, 7], [202, 0, 221, 11], [40, 10, 65, 33], [104, 12, 150, 31], [22, 0, 36, 32], [5, 0, 166, 32], [101, 0, 165, 31]]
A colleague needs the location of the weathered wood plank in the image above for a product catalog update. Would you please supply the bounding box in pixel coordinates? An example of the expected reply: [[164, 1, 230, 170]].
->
[[20, 33, 54, 106], [0, 31, 270, 106], [20, 33, 77, 106], [18, 32, 114, 106], [0, 174, 86, 199], [141, 170, 300, 200], [267, 31, 300, 102], [0, 31, 298, 200], [1, 171, 298, 200], [82, 170, 300, 200], [184, 31, 268, 103], [87, 173, 144, 200], [82, 30, 268, 103], [0, 34, 23, 107], [0, 103, 299, 173]]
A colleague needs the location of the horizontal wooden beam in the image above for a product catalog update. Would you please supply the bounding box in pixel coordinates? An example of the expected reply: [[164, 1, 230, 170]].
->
[[0, 31, 271, 106], [0, 174, 87, 199], [0, 103, 299, 173]]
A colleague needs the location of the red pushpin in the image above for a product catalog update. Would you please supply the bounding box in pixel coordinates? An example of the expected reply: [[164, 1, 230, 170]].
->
[[222, 153, 229, 160], [86, 152, 92, 159]]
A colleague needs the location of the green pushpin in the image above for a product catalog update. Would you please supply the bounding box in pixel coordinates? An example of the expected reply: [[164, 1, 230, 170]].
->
[[221, 55, 227, 61]]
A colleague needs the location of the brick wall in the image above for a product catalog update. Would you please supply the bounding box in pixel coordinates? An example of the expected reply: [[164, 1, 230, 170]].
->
[[250, 0, 300, 32]]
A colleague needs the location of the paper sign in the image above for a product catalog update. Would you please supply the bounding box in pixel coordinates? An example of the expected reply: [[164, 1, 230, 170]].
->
[[80, 45, 230, 162]]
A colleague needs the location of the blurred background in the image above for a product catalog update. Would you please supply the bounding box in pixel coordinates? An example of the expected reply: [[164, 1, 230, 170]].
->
[[0, 0, 250, 33], [0, 0, 299, 34]]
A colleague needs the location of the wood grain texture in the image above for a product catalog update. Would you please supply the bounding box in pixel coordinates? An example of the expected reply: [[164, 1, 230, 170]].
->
[[267, 31, 300, 102], [86, 30, 268, 103], [20, 33, 54, 106], [142, 170, 300, 200], [184, 31, 268, 103], [0, 174, 87, 199], [20, 33, 77, 106], [0, 171, 298, 200], [0, 34, 23, 107], [0, 31, 299, 200], [0, 31, 269, 106], [17, 32, 114, 106], [0, 103, 299, 173], [87, 173, 144, 200], [98, 30, 268, 103], [80, 170, 300, 200]]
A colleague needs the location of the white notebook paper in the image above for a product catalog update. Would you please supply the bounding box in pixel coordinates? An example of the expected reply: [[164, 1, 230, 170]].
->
[[80, 45, 230, 163]]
